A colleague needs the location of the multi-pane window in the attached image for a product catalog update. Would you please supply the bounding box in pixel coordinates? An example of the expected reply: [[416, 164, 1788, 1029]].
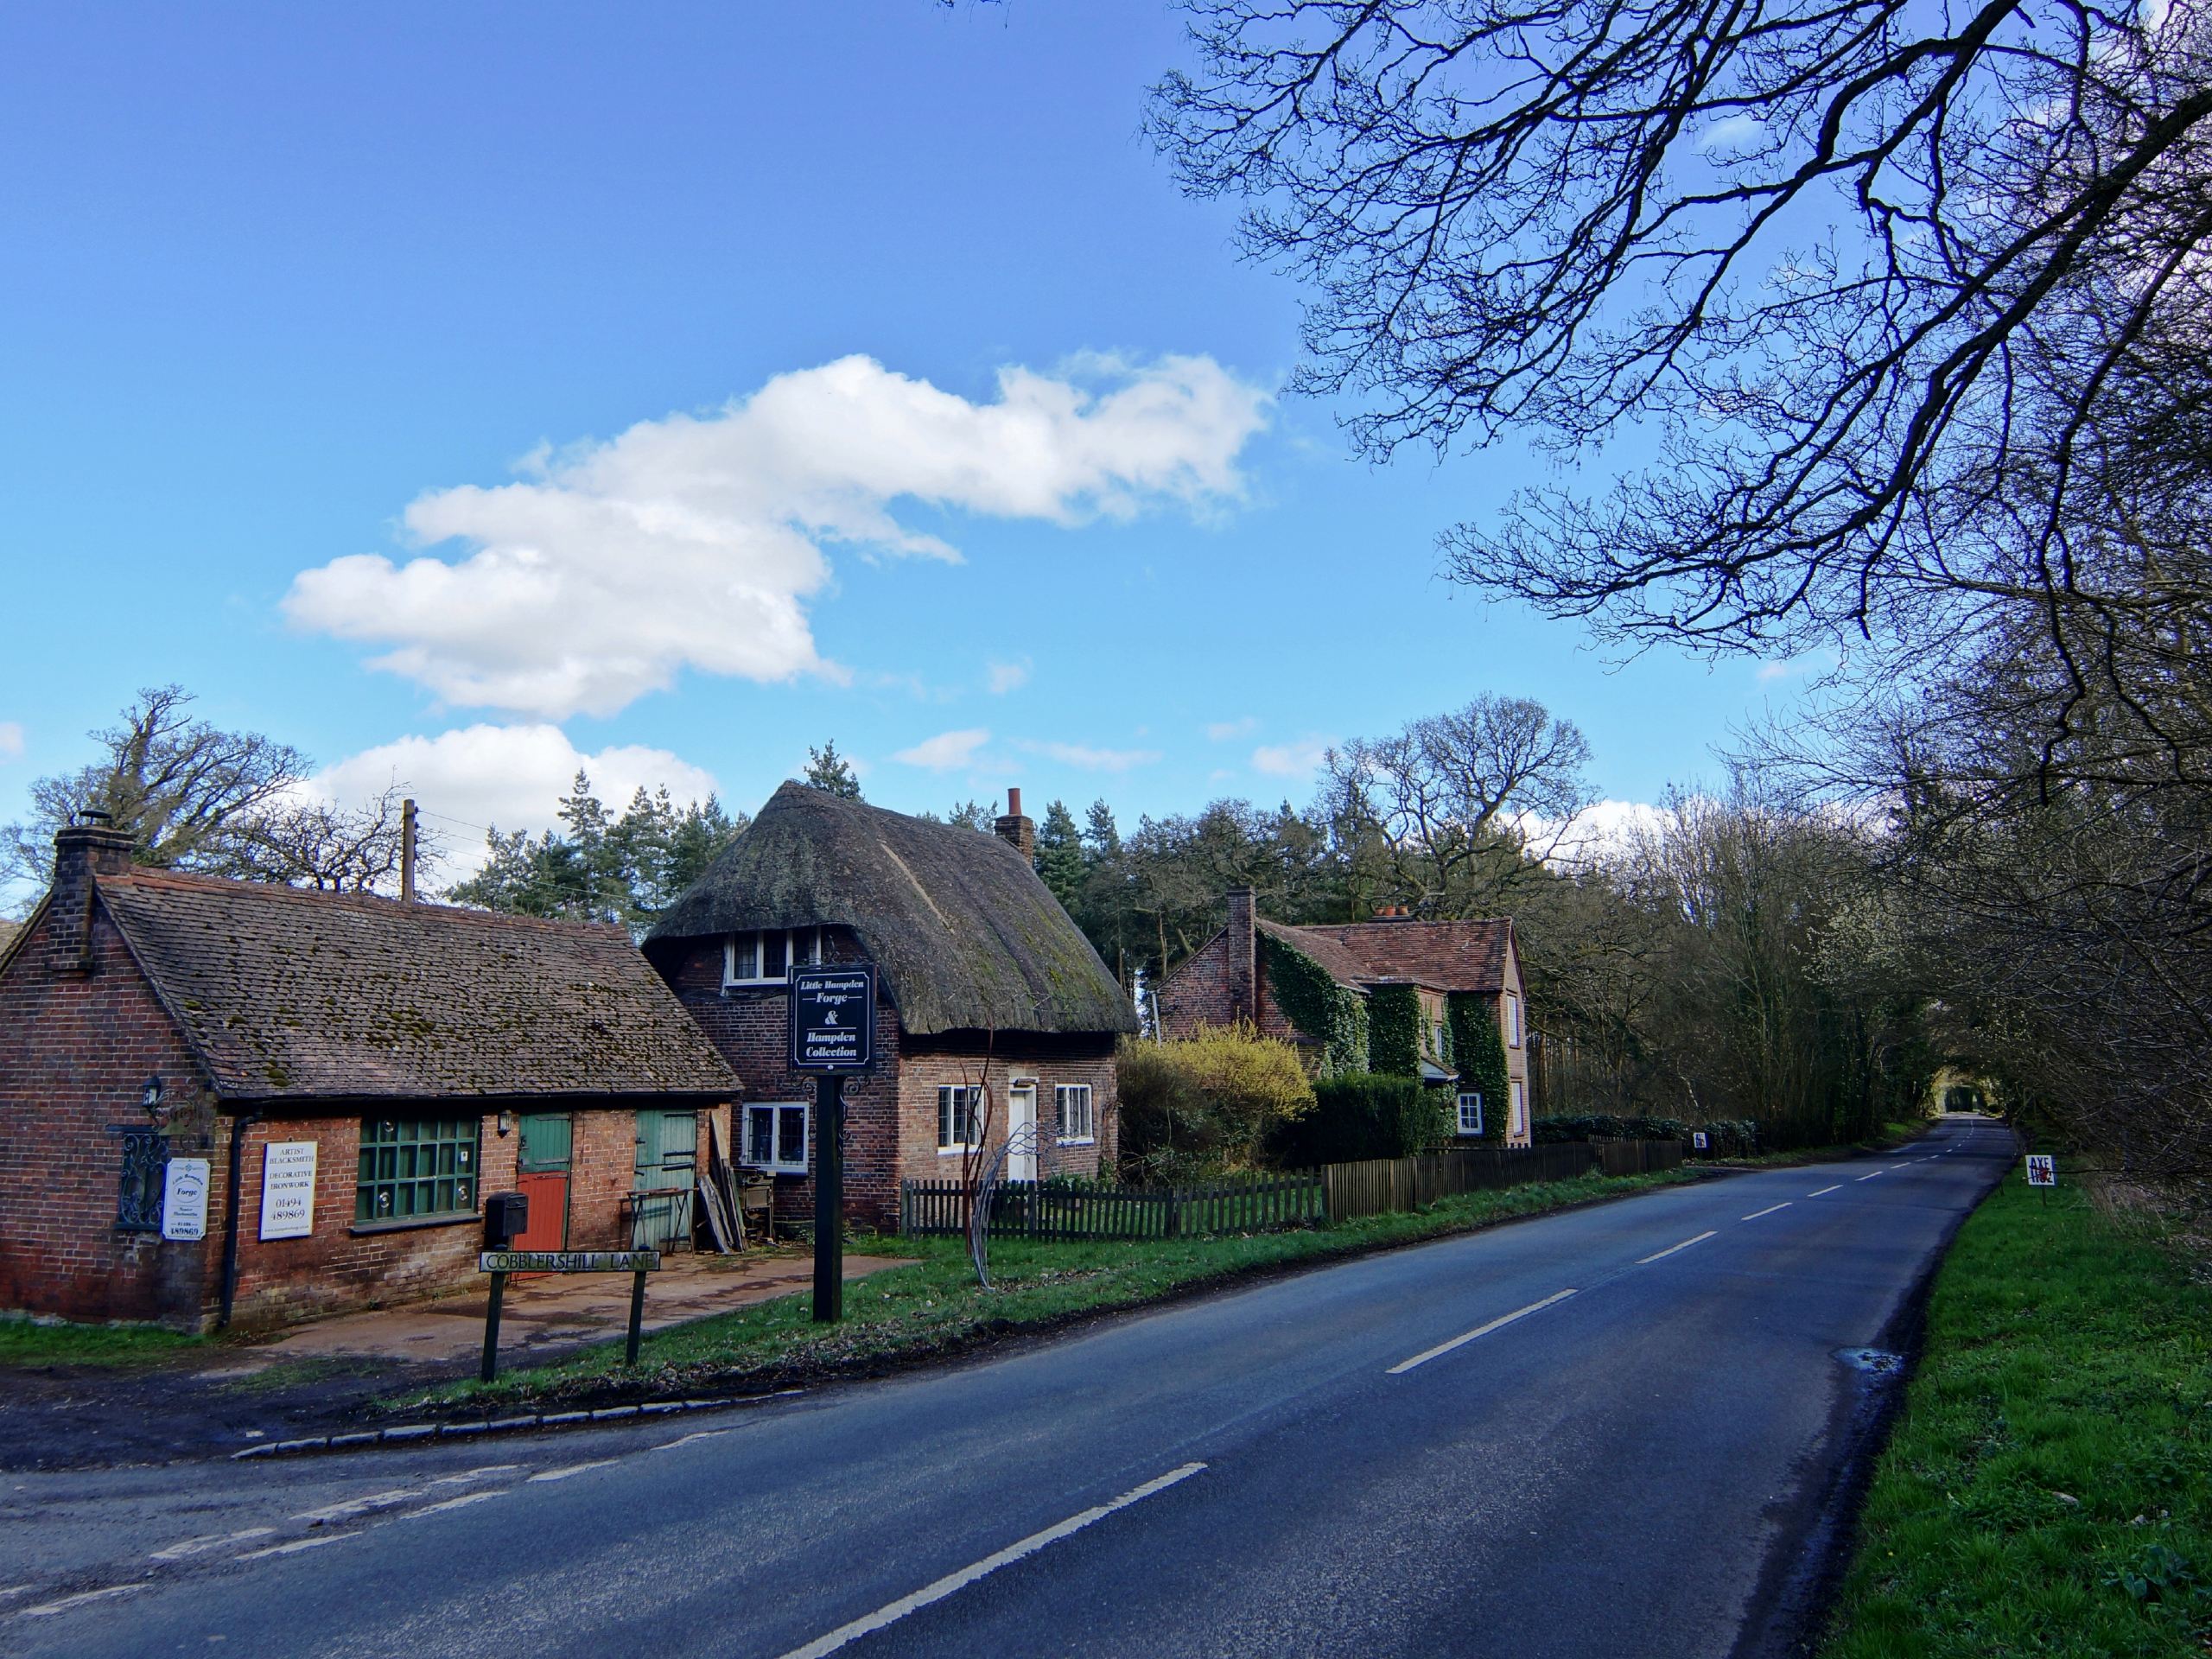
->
[[1055, 1084, 1095, 1144], [356, 1117, 480, 1223], [743, 1102, 810, 1174], [1510, 1079, 1528, 1138], [1456, 1092, 1484, 1136], [724, 928, 825, 986], [937, 1085, 981, 1152]]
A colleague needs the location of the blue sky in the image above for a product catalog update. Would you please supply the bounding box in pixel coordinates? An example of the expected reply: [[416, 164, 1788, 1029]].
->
[[0, 2, 1817, 892]]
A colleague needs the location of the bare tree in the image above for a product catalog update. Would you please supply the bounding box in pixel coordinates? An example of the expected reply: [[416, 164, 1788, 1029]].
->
[[224, 785, 442, 893], [1152, 0, 2212, 684], [1319, 694, 1593, 914]]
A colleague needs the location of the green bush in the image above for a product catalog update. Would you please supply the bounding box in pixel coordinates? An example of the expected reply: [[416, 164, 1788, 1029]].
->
[[1268, 1075, 1452, 1166], [1116, 1022, 1317, 1183], [1526, 1114, 1761, 1153]]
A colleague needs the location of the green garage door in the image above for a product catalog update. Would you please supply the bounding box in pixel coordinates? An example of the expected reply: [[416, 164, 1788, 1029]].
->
[[632, 1109, 697, 1249]]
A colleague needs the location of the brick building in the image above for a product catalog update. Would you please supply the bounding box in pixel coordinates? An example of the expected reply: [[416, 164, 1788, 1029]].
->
[[645, 783, 1138, 1228], [1155, 888, 1533, 1146], [0, 821, 739, 1331]]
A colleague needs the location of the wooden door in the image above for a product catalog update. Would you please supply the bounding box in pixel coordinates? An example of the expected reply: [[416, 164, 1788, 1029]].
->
[[632, 1109, 697, 1249], [515, 1113, 571, 1251]]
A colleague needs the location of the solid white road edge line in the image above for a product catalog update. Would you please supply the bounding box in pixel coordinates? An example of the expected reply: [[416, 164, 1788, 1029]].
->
[[527, 1459, 618, 1483], [777, 1462, 1209, 1659], [237, 1535, 353, 1561], [1808, 1185, 1842, 1197], [20, 1585, 148, 1618], [293, 1488, 421, 1523], [1637, 1230, 1719, 1265], [403, 1491, 509, 1519], [150, 1527, 277, 1560], [1741, 1203, 1791, 1221], [1386, 1289, 1580, 1376]]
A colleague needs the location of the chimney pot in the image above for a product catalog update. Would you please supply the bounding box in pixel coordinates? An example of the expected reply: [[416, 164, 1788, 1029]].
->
[[48, 821, 137, 976], [993, 786, 1035, 862]]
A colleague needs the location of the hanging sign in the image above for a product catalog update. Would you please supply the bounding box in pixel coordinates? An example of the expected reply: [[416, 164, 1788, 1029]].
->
[[790, 964, 875, 1072], [161, 1157, 210, 1241], [259, 1141, 318, 1239], [2024, 1154, 2056, 1188]]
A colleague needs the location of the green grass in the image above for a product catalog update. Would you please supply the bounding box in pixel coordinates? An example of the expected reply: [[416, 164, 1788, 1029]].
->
[[1822, 1164, 2212, 1658], [401, 1167, 1703, 1412], [0, 1314, 205, 1368]]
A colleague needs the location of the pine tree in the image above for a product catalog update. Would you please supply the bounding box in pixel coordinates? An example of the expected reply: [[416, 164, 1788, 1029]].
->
[[804, 740, 862, 798], [1035, 798, 1084, 909]]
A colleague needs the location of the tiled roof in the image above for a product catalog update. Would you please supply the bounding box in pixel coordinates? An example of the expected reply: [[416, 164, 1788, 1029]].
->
[[98, 870, 741, 1103], [1272, 918, 1514, 994]]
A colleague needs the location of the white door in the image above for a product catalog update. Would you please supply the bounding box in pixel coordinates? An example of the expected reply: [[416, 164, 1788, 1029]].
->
[[1007, 1083, 1038, 1182]]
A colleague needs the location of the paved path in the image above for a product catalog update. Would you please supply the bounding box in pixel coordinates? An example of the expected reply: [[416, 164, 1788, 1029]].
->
[[0, 1117, 2012, 1658]]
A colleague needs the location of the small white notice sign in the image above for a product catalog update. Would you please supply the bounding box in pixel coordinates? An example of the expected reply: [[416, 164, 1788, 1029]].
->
[[2024, 1154, 2056, 1187], [259, 1141, 318, 1239], [161, 1157, 210, 1242]]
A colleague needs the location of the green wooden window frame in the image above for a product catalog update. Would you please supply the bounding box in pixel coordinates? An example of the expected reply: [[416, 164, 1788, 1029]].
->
[[356, 1116, 480, 1223]]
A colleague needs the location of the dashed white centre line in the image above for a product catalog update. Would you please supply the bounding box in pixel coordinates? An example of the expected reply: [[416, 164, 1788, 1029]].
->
[[150, 1527, 276, 1560], [21, 1585, 147, 1618], [528, 1459, 618, 1483], [1386, 1289, 1580, 1376], [238, 1534, 352, 1561], [1855, 1170, 1884, 1182], [1637, 1230, 1717, 1265], [1808, 1185, 1842, 1197], [403, 1491, 509, 1519], [293, 1488, 422, 1524], [777, 1463, 1207, 1659], [1741, 1203, 1791, 1221]]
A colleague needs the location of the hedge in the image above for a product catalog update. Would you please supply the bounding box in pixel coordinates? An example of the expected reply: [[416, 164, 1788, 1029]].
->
[[1268, 1075, 1451, 1166]]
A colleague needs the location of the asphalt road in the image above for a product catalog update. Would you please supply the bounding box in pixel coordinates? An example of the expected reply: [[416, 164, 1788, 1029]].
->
[[1, 1116, 2013, 1659]]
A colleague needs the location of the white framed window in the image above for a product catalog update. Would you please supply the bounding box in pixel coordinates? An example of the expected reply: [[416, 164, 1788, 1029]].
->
[[1510, 1078, 1527, 1137], [723, 927, 825, 987], [937, 1086, 982, 1153], [1431, 1020, 1447, 1060], [742, 1102, 809, 1174], [1456, 1092, 1484, 1136], [1055, 1084, 1095, 1144], [1504, 991, 1523, 1048]]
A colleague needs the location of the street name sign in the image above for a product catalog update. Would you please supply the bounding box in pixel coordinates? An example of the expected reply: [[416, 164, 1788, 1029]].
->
[[478, 1249, 660, 1274], [2025, 1154, 2056, 1187], [790, 964, 874, 1072]]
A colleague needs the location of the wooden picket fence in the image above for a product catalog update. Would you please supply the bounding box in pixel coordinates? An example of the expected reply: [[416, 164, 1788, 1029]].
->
[[899, 1140, 1686, 1239], [1320, 1141, 1605, 1222], [899, 1172, 1325, 1241]]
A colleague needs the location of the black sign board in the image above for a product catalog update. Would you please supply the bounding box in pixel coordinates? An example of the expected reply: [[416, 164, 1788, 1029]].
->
[[791, 964, 874, 1072]]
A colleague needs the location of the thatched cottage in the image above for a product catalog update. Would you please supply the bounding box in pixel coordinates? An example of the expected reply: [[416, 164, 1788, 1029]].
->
[[645, 784, 1139, 1229]]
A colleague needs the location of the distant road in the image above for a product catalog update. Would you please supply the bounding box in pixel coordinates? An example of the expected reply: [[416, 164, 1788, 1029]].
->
[[6, 1117, 2012, 1659]]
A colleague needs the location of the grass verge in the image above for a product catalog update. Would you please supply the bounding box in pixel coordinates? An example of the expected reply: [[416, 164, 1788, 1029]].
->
[[0, 1315, 205, 1369], [1821, 1161, 2212, 1658], [398, 1166, 1704, 1414], [1693, 1118, 1936, 1170]]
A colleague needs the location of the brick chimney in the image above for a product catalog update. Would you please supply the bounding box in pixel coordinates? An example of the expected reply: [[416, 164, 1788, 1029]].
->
[[1226, 886, 1256, 1022], [994, 786, 1035, 861], [48, 815, 137, 976]]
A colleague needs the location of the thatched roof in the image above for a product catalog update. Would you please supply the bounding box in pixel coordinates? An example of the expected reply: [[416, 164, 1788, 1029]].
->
[[646, 783, 1137, 1038]]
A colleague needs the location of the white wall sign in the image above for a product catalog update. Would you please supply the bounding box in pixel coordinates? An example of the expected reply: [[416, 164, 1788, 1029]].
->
[[259, 1141, 318, 1239], [2024, 1154, 2056, 1188], [161, 1157, 210, 1242]]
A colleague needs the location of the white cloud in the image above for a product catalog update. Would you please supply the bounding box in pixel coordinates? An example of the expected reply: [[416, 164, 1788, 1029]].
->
[[893, 728, 993, 772], [1016, 740, 1163, 772], [1534, 798, 1675, 868], [284, 353, 1271, 719], [0, 721, 22, 760], [1251, 737, 1332, 778], [1700, 113, 1766, 152], [313, 724, 721, 880], [987, 659, 1032, 695], [1205, 716, 1258, 741]]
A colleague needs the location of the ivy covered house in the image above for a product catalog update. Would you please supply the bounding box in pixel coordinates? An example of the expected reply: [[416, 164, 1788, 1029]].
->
[[1154, 888, 1531, 1146]]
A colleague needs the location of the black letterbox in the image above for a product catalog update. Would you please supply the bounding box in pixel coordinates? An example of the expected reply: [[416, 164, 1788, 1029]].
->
[[484, 1191, 529, 1249]]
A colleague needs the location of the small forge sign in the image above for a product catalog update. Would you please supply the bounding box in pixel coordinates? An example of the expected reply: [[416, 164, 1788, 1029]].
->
[[259, 1141, 318, 1239]]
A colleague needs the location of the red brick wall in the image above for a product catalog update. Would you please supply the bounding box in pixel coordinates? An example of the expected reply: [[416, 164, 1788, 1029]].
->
[[1156, 928, 1313, 1051], [650, 930, 1119, 1230], [0, 892, 215, 1325]]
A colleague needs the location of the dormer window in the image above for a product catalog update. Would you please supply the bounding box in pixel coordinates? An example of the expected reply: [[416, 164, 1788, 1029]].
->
[[723, 927, 825, 987]]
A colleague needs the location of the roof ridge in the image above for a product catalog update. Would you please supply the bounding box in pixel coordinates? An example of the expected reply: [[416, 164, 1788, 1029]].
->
[[98, 868, 635, 938]]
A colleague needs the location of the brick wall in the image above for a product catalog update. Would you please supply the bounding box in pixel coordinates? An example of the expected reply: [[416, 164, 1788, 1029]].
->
[[651, 929, 1119, 1229], [0, 889, 215, 1325], [1156, 928, 1313, 1051]]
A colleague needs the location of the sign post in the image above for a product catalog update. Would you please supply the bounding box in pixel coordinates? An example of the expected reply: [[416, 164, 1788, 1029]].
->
[[790, 963, 875, 1324], [476, 1249, 660, 1382]]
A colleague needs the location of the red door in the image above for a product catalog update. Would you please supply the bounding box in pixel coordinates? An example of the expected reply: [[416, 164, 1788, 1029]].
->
[[515, 1114, 571, 1251]]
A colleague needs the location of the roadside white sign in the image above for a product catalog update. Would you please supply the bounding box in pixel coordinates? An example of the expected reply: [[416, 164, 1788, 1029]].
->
[[2024, 1154, 2056, 1188], [259, 1141, 318, 1239], [161, 1157, 210, 1241], [1693, 1131, 1710, 1150]]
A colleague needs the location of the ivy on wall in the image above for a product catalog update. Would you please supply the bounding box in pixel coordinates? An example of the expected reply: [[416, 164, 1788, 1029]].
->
[[1366, 983, 1425, 1078], [1449, 991, 1510, 1141], [1259, 931, 1370, 1076]]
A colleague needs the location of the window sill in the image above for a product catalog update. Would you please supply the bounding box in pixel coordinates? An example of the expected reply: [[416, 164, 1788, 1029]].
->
[[1055, 1136, 1096, 1147], [936, 1146, 979, 1157], [349, 1213, 479, 1236], [742, 1163, 809, 1179]]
